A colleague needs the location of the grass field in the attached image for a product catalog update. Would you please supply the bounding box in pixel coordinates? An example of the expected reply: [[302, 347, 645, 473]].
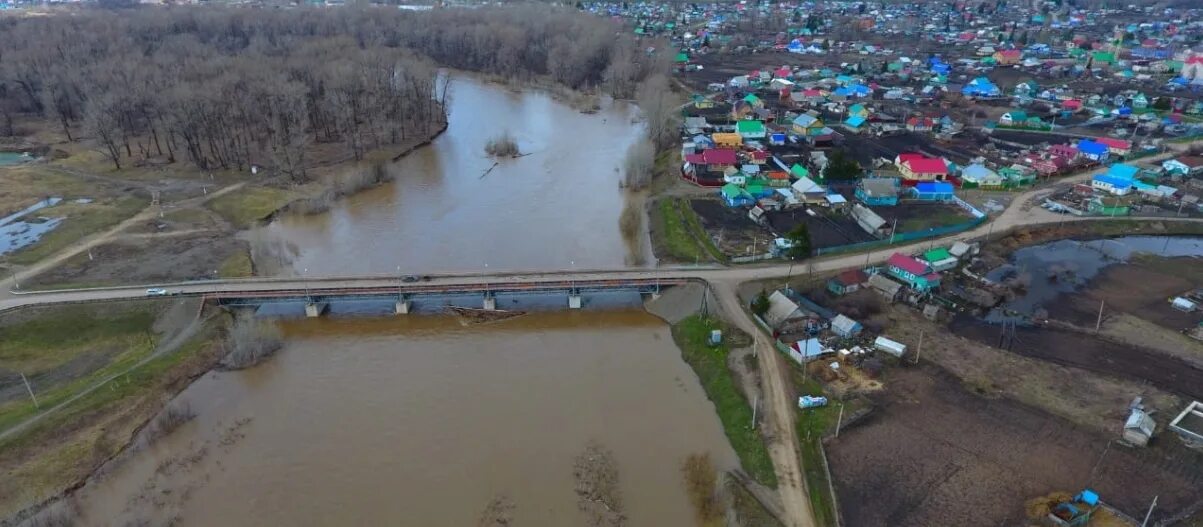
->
[[653, 198, 725, 264], [219, 250, 254, 278], [790, 374, 851, 527], [207, 185, 296, 228], [672, 315, 778, 488], [0, 302, 223, 519]]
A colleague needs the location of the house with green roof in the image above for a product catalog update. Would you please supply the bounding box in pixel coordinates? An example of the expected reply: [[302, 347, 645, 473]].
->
[[743, 93, 763, 108], [921, 247, 958, 272], [736, 120, 766, 139], [790, 163, 810, 179], [1091, 51, 1116, 66]]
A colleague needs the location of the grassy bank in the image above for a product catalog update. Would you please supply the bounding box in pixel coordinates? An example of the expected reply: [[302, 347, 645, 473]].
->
[[0, 302, 224, 519], [653, 198, 725, 264], [671, 315, 777, 488], [790, 374, 850, 527], [207, 185, 298, 228]]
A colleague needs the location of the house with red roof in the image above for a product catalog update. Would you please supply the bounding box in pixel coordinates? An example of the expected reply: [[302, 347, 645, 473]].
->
[[827, 269, 869, 296], [894, 154, 949, 183], [702, 149, 738, 167], [993, 49, 1022, 65], [905, 116, 935, 132], [1095, 137, 1132, 156], [1048, 144, 1080, 160], [1062, 99, 1082, 111], [886, 253, 941, 292]]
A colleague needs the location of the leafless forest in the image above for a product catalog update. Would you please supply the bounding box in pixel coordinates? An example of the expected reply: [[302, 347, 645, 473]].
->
[[0, 6, 669, 180]]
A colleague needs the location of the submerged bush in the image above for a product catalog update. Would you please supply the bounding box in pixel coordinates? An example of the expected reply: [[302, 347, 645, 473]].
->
[[221, 317, 284, 370]]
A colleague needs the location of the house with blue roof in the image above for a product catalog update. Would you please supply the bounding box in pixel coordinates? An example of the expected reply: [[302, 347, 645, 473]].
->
[[911, 182, 955, 201], [1092, 164, 1138, 196], [842, 115, 867, 133], [1077, 139, 1110, 162], [962, 77, 1001, 97]]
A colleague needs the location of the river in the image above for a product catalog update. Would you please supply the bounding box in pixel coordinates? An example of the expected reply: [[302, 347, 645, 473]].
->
[[71, 311, 737, 526], [256, 76, 651, 275]]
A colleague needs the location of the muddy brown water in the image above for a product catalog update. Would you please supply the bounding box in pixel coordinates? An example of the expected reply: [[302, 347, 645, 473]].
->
[[71, 311, 737, 526], [256, 76, 652, 275]]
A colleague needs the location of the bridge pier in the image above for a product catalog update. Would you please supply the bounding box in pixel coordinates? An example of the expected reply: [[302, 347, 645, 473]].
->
[[482, 295, 496, 311], [304, 302, 328, 318], [394, 299, 412, 315], [568, 293, 582, 309]]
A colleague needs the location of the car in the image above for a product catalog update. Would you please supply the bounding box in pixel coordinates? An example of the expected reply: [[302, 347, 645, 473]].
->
[[145, 288, 169, 297], [401, 275, 421, 283]]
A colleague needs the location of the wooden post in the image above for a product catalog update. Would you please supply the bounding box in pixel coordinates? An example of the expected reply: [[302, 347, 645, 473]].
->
[[1141, 495, 1158, 527], [835, 401, 845, 438], [751, 394, 758, 430], [20, 373, 39, 409], [1095, 300, 1105, 332], [914, 330, 924, 365]]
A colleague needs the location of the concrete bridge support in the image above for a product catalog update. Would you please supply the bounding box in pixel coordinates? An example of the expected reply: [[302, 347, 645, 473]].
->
[[304, 302, 328, 318], [394, 299, 412, 315], [482, 295, 496, 311], [568, 293, 582, 309]]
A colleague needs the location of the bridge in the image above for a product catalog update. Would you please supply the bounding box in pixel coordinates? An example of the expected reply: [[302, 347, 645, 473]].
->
[[208, 276, 695, 316]]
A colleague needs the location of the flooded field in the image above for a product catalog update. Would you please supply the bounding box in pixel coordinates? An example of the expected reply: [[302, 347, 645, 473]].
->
[[954, 235, 1203, 399], [70, 310, 737, 526], [259, 76, 649, 275], [0, 197, 63, 256]]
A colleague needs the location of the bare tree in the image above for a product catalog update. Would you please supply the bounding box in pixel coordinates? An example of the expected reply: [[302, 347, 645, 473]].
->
[[622, 140, 656, 190], [636, 75, 681, 151]]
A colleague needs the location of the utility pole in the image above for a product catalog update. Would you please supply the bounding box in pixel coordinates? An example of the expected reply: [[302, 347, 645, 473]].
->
[[20, 373, 39, 409], [914, 330, 924, 365], [1141, 495, 1158, 527], [1095, 300, 1105, 332]]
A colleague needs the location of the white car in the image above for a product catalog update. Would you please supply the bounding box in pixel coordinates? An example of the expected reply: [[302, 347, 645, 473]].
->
[[145, 288, 169, 297]]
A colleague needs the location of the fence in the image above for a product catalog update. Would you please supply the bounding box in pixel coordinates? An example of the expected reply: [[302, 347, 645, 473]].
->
[[814, 216, 986, 256]]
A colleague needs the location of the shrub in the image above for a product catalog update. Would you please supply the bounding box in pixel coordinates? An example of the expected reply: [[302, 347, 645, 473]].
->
[[484, 131, 520, 157], [221, 317, 284, 370]]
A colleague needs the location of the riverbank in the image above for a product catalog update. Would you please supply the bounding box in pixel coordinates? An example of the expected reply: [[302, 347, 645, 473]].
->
[[0, 300, 227, 524]]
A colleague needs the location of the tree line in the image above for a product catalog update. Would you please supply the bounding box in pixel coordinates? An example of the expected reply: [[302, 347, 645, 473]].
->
[[0, 6, 669, 180]]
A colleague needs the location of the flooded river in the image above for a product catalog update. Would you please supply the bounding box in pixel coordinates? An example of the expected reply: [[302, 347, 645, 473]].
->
[[258, 76, 649, 275], [73, 311, 736, 526]]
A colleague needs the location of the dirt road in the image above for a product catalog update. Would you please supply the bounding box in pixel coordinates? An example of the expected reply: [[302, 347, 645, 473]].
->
[[712, 280, 817, 527]]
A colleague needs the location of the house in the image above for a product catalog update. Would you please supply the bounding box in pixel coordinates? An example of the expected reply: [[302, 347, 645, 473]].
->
[[764, 170, 791, 187], [769, 132, 787, 146], [742, 93, 764, 108], [720, 183, 755, 207], [763, 290, 803, 328], [999, 110, 1027, 126], [702, 149, 738, 170], [847, 103, 870, 119], [886, 253, 941, 292], [949, 241, 978, 260], [895, 154, 949, 182], [1124, 407, 1157, 447], [830, 314, 863, 338], [921, 247, 958, 271], [905, 116, 935, 132], [1092, 164, 1139, 196], [993, 49, 1022, 65], [791, 177, 826, 203], [1163, 156, 1203, 176], [851, 203, 888, 237], [867, 273, 904, 301], [790, 163, 810, 180], [792, 114, 824, 135], [1077, 139, 1110, 162], [712, 133, 743, 148], [843, 115, 867, 133], [911, 181, 955, 201], [856, 178, 900, 206], [827, 269, 869, 296], [1062, 99, 1083, 112], [736, 120, 767, 139], [961, 76, 1001, 97], [1095, 137, 1132, 156], [1049, 144, 1080, 161], [960, 164, 1004, 189], [787, 338, 829, 364]]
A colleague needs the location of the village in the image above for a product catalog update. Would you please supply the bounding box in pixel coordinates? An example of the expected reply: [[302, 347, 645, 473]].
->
[[604, 1, 1203, 525]]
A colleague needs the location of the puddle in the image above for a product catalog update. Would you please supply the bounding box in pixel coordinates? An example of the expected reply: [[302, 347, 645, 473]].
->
[[0, 152, 34, 167], [984, 236, 1203, 321]]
